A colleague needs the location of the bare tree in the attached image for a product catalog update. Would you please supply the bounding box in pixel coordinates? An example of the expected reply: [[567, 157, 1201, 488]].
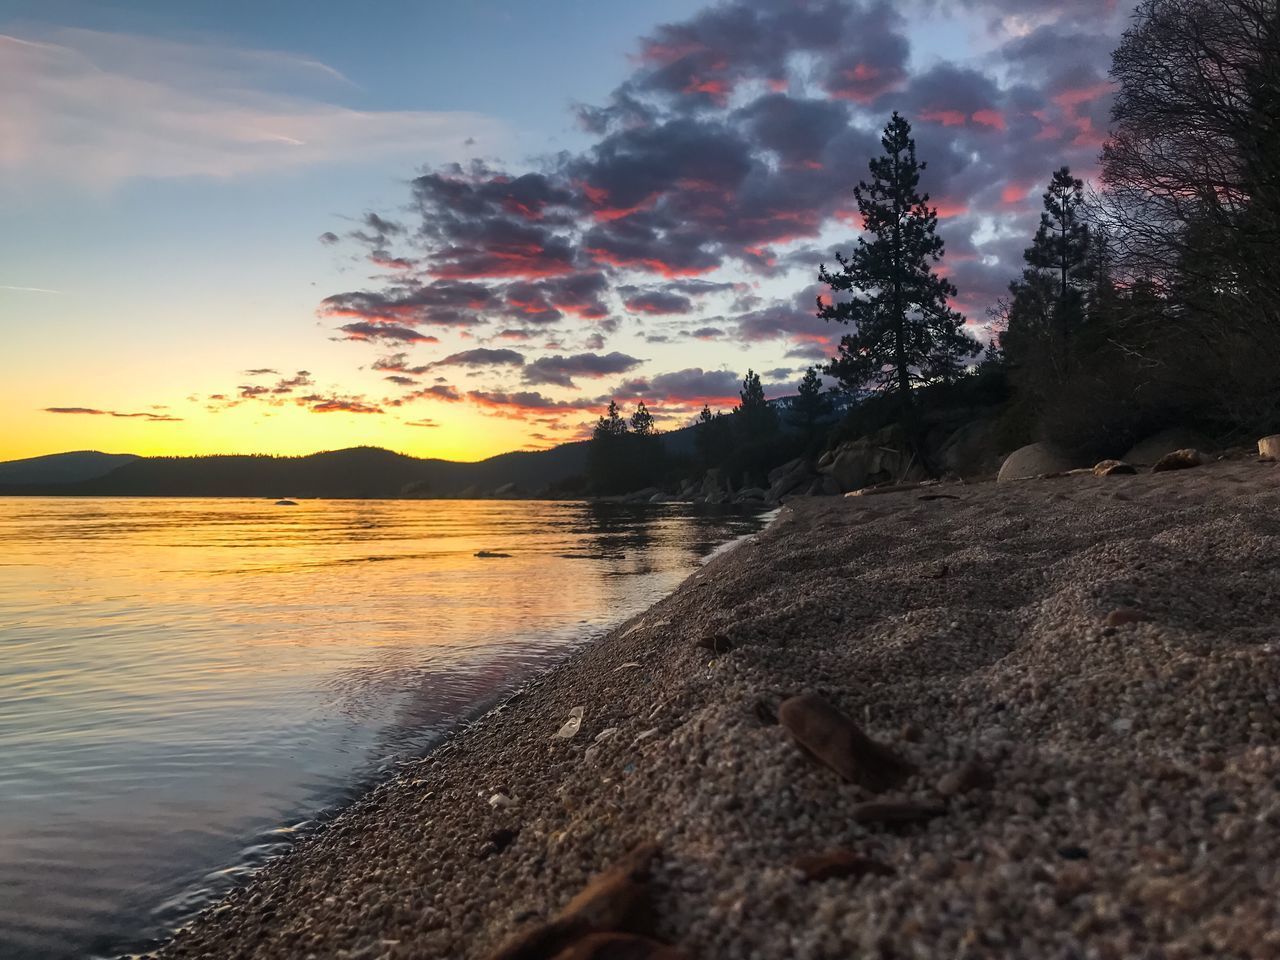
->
[[1101, 0, 1280, 326]]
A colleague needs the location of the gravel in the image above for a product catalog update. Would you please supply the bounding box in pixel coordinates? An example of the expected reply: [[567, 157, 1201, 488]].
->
[[154, 457, 1280, 959]]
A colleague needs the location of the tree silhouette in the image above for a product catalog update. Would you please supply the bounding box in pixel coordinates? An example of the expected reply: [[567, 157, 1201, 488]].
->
[[818, 112, 978, 434], [791, 366, 830, 438], [629, 400, 657, 436], [734, 369, 776, 440]]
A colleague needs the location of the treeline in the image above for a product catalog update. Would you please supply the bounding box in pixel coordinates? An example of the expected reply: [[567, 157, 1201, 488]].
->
[[583, 368, 834, 495]]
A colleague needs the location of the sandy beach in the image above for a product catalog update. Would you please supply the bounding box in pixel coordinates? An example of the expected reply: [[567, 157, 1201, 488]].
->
[[155, 457, 1280, 959]]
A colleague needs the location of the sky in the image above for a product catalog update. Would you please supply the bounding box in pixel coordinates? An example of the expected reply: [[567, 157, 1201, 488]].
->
[[0, 0, 1132, 463]]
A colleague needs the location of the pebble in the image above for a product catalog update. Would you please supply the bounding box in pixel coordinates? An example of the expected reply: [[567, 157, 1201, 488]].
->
[[777, 693, 915, 792]]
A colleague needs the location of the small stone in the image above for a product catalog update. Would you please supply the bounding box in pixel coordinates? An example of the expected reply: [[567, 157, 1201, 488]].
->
[[778, 693, 915, 792], [752, 698, 778, 726], [550, 933, 689, 960], [698, 632, 734, 654], [1057, 845, 1089, 860], [899, 722, 924, 743], [937, 756, 994, 797], [1111, 717, 1134, 734], [1093, 459, 1137, 476], [1151, 448, 1203, 472], [489, 792, 516, 809], [850, 799, 947, 825], [478, 827, 519, 858], [792, 849, 895, 882], [1105, 607, 1150, 627]]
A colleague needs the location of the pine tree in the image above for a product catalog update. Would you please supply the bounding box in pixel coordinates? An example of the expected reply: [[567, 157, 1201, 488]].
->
[[734, 369, 776, 440], [818, 112, 978, 427], [791, 366, 830, 437], [587, 400, 630, 494], [694, 404, 715, 468], [1004, 166, 1094, 384], [629, 401, 657, 437], [1025, 166, 1091, 365]]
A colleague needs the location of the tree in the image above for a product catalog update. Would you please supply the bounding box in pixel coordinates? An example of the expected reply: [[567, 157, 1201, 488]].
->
[[694, 404, 715, 467], [1101, 0, 1280, 327], [734, 369, 776, 440], [791, 366, 831, 437], [587, 401, 630, 494], [818, 112, 979, 436], [629, 400, 657, 436], [1003, 166, 1094, 384]]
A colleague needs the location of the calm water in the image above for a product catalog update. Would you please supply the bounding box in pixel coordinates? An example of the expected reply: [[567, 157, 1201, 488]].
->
[[0, 497, 766, 960]]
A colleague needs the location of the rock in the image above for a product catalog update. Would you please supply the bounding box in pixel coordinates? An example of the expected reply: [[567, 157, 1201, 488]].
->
[[1092, 459, 1137, 476], [777, 693, 915, 792], [274, 499, 298, 506], [850, 799, 947, 825], [996, 442, 1080, 482], [792, 850, 895, 882], [1105, 607, 1151, 627], [765, 458, 814, 501], [550, 933, 688, 960], [1259, 435, 1280, 461], [735, 487, 767, 501], [552, 707, 584, 739], [484, 843, 659, 960], [822, 424, 926, 493], [701, 469, 724, 498], [1124, 427, 1216, 465], [625, 487, 662, 502], [1151, 448, 1203, 473], [938, 418, 1005, 477], [937, 757, 994, 797], [821, 475, 842, 496], [478, 827, 519, 858], [697, 632, 733, 654]]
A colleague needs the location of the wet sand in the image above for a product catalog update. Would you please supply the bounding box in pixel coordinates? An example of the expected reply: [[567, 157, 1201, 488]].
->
[[155, 457, 1280, 959]]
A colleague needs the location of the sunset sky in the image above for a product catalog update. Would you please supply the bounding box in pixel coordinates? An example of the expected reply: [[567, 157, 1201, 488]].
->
[[1, 0, 1130, 462]]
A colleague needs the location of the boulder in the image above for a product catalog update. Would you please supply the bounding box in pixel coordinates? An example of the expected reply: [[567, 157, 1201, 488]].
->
[[1123, 427, 1216, 466], [624, 487, 662, 502], [765, 458, 814, 501], [1093, 459, 1137, 476], [823, 425, 924, 493], [736, 486, 766, 501], [996, 442, 1080, 482], [701, 469, 723, 498], [1151, 448, 1203, 473], [938, 419, 1005, 477]]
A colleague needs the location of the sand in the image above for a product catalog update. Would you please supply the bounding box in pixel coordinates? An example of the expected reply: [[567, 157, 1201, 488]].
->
[[154, 456, 1280, 959]]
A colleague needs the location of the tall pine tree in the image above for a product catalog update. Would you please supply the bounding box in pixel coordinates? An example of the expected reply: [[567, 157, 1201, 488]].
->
[[734, 369, 776, 441], [818, 112, 977, 430], [791, 366, 830, 438]]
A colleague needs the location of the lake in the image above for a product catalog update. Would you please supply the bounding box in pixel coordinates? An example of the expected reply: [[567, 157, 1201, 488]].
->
[[0, 497, 767, 959]]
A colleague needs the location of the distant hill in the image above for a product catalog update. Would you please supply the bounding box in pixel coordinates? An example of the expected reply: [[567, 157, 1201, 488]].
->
[[0, 450, 139, 485], [0, 444, 597, 499], [0, 393, 851, 499]]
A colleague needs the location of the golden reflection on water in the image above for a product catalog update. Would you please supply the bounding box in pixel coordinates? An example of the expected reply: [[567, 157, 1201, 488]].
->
[[0, 496, 764, 960]]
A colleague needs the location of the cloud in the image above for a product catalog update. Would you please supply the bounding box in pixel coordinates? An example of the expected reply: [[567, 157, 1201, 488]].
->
[[522, 351, 644, 388], [335, 322, 441, 344], [404, 418, 439, 428], [612, 367, 742, 408], [621, 289, 694, 315], [428, 348, 526, 369], [44, 406, 181, 421], [0, 29, 503, 189], [301, 394, 382, 414]]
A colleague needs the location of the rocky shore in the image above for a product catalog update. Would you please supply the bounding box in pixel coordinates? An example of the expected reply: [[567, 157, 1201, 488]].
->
[[155, 456, 1280, 959]]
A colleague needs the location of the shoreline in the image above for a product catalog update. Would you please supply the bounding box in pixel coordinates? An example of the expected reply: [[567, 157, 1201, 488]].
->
[[155, 459, 1280, 959]]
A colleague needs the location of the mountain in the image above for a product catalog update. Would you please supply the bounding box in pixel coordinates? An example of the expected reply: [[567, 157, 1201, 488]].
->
[[0, 393, 849, 499], [0, 451, 139, 485], [0, 444, 596, 499]]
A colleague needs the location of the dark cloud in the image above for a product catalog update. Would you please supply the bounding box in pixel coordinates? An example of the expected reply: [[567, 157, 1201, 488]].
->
[[243, 368, 278, 376], [336, 322, 442, 344], [466, 389, 599, 416], [523, 351, 644, 388], [622, 289, 694, 315], [44, 406, 182, 421], [428, 348, 526, 369], [318, 231, 340, 245], [306, 395, 383, 414], [613, 367, 741, 405], [384, 374, 418, 386], [404, 418, 439, 428]]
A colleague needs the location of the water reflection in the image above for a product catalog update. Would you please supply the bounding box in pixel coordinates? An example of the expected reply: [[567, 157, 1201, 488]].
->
[[0, 497, 766, 960]]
